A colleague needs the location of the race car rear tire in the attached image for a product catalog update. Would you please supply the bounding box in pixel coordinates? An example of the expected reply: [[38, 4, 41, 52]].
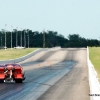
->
[[0, 79, 4, 83], [15, 79, 22, 83]]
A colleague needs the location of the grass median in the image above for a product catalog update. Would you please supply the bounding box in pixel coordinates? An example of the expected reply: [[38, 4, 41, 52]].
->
[[0, 48, 39, 60], [89, 47, 100, 81]]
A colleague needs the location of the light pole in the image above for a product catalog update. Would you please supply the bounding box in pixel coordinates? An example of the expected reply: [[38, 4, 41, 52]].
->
[[27, 29, 29, 48], [16, 27, 18, 47], [11, 26, 13, 49], [1, 29, 4, 46], [5, 24, 7, 50], [24, 29, 26, 47], [43, 29, 45, 48], [21, 28, 22, 47], [28, 30, 29, 48], [0, 30, 2, 47], [1, 37, 2, 47]]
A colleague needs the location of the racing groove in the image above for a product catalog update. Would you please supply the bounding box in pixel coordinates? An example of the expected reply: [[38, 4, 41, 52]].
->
[[0, 48, 90, 100]]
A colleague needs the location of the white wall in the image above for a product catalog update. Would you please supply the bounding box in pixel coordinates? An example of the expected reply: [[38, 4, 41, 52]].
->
[[87, 47, 100, 100]]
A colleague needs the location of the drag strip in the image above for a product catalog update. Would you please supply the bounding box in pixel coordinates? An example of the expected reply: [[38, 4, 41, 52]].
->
[[0, 48, 90, 100]]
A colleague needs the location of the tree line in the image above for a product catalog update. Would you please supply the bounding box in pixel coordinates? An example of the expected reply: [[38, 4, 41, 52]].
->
[[0, 29, 99, 48]]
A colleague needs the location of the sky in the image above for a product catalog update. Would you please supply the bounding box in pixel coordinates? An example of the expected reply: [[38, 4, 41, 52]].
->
[[0, 0, 100, 39]]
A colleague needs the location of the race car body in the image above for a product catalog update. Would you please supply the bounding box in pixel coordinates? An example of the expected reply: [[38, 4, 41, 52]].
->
[[0, 64, 25, 83]]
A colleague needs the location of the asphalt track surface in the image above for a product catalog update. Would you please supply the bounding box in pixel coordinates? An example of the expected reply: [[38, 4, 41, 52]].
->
[[0, 48, 90, 100]]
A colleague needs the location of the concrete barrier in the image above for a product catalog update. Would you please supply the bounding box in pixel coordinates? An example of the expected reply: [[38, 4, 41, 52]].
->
[[87, 47, 100, 100], [0, 48, 44, 64]]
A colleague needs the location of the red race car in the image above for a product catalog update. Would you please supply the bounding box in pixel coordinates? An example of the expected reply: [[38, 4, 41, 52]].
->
[[0, 64, 25, 83]]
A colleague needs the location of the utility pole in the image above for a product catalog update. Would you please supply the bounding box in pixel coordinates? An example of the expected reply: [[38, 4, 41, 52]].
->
[[43, 29, 45, 48]]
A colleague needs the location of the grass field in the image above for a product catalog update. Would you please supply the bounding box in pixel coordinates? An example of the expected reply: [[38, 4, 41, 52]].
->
[[0, 48, 38, 60], [89, 47, 100, 80]]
